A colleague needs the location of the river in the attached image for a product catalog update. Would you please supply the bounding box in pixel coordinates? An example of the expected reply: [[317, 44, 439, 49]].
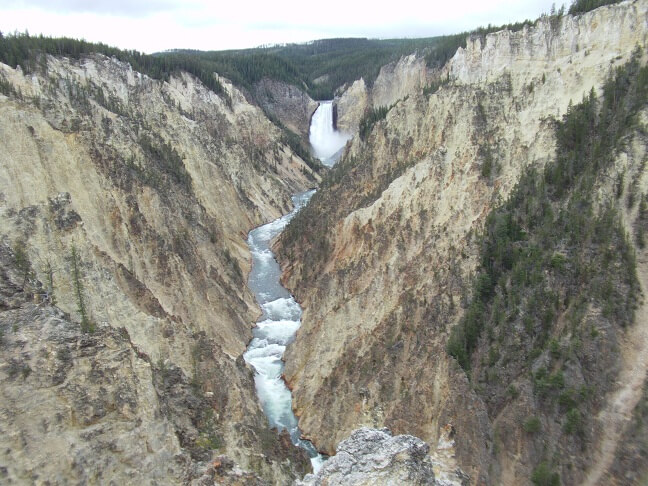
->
[[243, 101, 349, 473]]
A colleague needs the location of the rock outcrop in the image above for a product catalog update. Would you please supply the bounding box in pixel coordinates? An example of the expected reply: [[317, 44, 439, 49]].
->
[[0, 53, 316, 483], [335, 54, 430, 133], [277, 1, 648, 484], [296, 427, 466, 486], [0, 243, 189, 484]]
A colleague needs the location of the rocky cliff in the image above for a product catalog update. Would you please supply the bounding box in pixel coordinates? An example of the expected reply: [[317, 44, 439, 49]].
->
[[335, 54, 430, 133], [277, 1, 648, 484], [296, 426, 468, 486], [0, 53, 318, 483], [254, 78, 319, 142]]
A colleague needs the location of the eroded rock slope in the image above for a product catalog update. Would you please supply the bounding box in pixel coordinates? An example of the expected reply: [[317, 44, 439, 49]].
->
[[0, 54, 317, 483], [277, 1, 648, 484]]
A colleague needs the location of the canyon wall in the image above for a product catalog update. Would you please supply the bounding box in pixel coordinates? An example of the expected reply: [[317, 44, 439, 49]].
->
[[277, 1, 648, 484], [335, 54, 430, 133], [254, 78, 319, 142], [0, 54, 317, 483]]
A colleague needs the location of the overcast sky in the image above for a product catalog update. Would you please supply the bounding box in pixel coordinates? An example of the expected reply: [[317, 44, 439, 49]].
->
[[0, 0, 564, 53]]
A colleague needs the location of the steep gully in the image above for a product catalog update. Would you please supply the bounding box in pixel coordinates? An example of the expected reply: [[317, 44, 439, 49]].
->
[[243, 101, 350, 472]]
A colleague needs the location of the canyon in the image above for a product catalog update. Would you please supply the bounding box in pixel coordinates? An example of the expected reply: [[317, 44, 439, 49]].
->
[[0, 0, 647, 484]]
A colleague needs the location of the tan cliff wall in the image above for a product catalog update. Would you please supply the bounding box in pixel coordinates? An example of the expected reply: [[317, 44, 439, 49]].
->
[[0, 54, 317, 483], [335, 54, 430, 133], [276, 1, 648, 484]]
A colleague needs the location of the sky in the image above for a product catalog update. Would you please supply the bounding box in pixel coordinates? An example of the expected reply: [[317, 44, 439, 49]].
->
[[0, 0, 564, 53]]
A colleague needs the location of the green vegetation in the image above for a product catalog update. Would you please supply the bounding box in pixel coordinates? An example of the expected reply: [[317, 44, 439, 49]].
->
[[507, 384, 520, 398], [447, 52, 646, 372], [271, 38, 455, 99], [42, 258, 56, 304], [195, 431, 222, 450], [423, 76, 450, 96], [0, 32, 225, 96], [7, 360, 32, 380], [0, 73, 19, 97], [442, 50, 647, 479], [359, 105, 391, 140], [69, 245, 94, 333], [568, 0, 623, 15], [531, 462, 561, 486], [12, 239, 32, 287], [156, 357, 169, 381], [564, 407, 584, 435], [165, 49, 303, 93], [523, 416, 542, 433], [534, 367, 565, 397], [636, 194, 648, 248], [171, 38, 452, 100], [137, 134, 191, 189], [281, 128, 324, 174], [479, 143, 497, 179]]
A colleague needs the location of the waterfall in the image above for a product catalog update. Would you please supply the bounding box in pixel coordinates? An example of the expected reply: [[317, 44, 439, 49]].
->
[[309, 101, 351, 167]]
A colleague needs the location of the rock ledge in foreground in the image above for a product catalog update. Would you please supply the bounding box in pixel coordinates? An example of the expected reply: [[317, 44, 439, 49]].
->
[[297, 427, 466, 485]]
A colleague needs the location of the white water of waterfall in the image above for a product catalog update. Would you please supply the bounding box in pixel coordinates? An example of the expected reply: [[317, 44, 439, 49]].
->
[[309, 101, 351, 167]]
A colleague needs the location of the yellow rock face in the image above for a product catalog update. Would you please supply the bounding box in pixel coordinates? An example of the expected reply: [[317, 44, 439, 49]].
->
[[277, 1, 648, 483], [0, 53, 316, 483]]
